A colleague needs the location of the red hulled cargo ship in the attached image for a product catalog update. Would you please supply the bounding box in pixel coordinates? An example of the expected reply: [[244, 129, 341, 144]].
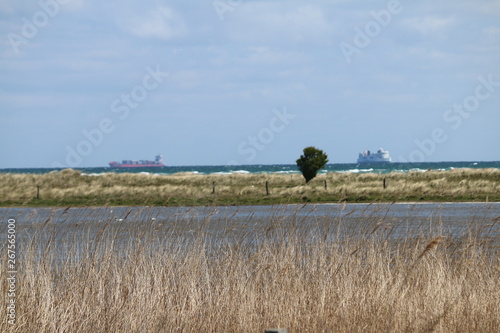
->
[[109, 154, 165, 168]]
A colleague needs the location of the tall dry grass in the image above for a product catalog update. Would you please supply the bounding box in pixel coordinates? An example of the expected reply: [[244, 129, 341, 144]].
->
[[1, 208, 498, 332], [1, 168, 499, 206]]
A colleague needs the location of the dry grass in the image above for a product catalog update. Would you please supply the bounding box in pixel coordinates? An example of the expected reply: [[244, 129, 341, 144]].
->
[[1, 208, 498, 332], [0, 168, 499, 206]]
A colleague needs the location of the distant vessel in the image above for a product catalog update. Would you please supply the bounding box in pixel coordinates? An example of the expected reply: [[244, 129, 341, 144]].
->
[[357, 148, 392, 163], [109, 154, 165, 168]]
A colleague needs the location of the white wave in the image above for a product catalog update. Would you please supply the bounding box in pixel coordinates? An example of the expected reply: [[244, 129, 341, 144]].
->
[[232, 170, 250, 174], [173, 171, 202, 175], [338, 168, 374, 174], [212, 170, 251, 175]]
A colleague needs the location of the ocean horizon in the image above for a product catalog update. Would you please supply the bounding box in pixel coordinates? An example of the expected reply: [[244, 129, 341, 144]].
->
[[1, 161, 499, 176]]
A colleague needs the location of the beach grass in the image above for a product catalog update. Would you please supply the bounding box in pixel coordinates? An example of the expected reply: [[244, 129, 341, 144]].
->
[[1, 168, 499, 207], [1, 207, 498, 332]]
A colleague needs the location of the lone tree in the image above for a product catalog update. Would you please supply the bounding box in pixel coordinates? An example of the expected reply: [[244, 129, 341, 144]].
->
[[296, 146, 329, 183]]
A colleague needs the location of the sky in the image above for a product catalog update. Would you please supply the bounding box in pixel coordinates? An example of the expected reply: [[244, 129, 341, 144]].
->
[[1, 0, 499, 168]]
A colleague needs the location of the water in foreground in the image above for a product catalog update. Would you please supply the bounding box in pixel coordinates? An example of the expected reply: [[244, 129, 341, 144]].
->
[[2, 202, 499, 244], [0, 203, 498, 332]]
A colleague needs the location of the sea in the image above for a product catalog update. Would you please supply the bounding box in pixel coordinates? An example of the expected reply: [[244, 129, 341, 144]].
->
[[1, 161, 499, 175]]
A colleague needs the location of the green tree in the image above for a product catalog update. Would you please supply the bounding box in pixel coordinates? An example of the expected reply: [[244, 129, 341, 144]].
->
[[296, 147, 329, 183]]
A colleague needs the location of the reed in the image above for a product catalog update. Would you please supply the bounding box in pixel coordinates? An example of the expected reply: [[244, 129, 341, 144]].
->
[[0, 208, 498, 332], [0, 168, 499, 206], [418, 236, 446, 259]]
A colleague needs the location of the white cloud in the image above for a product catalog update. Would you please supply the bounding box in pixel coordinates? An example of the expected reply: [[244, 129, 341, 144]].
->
[[482, 25, 500, 39], [120, 6, 187, 40], [0, 0, 85, 14], [469, 1, 500, 16], [230, 4, 335, 44], [407, 47, 451, 61], [402, 15, 455, 36], [245, 46, 305, 65], [60, 0, 86, 12], [0, 2, 15, 13]]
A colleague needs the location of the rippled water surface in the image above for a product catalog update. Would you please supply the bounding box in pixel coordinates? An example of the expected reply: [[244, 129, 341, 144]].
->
[[2, 203, 499, 243]]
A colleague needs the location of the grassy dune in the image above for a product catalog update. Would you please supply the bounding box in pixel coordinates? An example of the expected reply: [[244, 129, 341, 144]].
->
[[1, 168, 499, 206], [1, 209, 498, 332]]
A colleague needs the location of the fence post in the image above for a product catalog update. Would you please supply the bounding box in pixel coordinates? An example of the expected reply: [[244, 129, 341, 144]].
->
[[212, 182, 216, 194], [340, 187, 347, 201], [36, 185, 41, 199], [265, 181, 269, 195], [324, 179, 327, 190], [383, 177, 387, 189]]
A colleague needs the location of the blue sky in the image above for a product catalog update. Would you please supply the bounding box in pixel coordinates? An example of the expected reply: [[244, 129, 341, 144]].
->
[[1, 0, 499, 168]]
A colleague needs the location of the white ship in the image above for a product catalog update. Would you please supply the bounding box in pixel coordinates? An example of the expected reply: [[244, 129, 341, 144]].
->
[[357, 148, 392, 163]]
